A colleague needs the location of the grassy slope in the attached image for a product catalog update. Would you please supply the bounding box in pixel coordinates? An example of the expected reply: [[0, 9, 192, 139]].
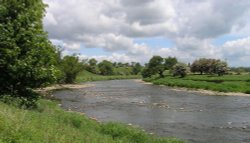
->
[[145, 74, 250, 93], [76, 70, 141, 83], [0, 99, 183, 143]]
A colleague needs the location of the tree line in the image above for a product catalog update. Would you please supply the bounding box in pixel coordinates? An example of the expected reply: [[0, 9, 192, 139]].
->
[[82, 58, 142, 76], [142, 56, 229, 78]]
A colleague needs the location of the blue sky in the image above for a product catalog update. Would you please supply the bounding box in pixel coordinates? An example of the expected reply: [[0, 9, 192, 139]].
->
[[44, 0, 250, 67]]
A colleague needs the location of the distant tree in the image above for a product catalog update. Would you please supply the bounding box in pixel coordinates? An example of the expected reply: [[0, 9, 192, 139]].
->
[[113, 62, 117, 67], [164, 57, 178, 70], [141, 68, 152, 78], [85, 58, 99, 74], [88, 58, 97, 66], [124, 63, 130, 67], [98, 60, 114, 75], [61, 55, 83, 83], [142, 56, 165, 78], [214, 61, 228, 76], [231, 67, 248, 75], [0, 0, 59, 107], [172, 63, 188, 78], [191, 58, 228, 76], [132, 63, 142, 75], [117, 62, 123, 67], [191, 58, 214, 74]]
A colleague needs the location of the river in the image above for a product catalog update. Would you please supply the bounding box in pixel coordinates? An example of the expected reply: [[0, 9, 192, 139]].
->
[[53, 80, 250, 143]]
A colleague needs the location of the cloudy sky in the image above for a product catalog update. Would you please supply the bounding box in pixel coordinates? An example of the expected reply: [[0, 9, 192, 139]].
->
[[43, 0, 250, 67]]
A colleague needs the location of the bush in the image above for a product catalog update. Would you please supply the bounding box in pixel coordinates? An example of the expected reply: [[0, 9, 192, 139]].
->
[[172, 63, 188, 78], [60, 55, 84, 83], [0, 0, 59, 105], [0, 92, 39, 109]]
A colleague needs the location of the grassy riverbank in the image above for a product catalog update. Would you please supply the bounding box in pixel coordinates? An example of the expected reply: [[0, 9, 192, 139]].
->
[[76, 70, 141, 82], [0, 99, 183, 143], [144, 74, 250, 94]]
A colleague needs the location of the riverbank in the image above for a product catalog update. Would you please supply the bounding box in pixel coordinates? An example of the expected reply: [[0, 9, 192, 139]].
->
[[0, 82, 183, 143], [0, 99, 183, 143], [35, 83, 93, 96], [140, 74, 250, 96], [76, 70, 141, 83]]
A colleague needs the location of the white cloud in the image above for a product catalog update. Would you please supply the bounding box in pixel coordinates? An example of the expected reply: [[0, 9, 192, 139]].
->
[[43, 0, 250, 66], [79, 33, 151, 56], [220, 37, 250, 66], [79, 53, 138, 63]]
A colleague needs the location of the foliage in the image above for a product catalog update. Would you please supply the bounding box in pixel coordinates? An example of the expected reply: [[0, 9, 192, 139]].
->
[[145, 74, 250, 94], [0, 99, 183, 143], [84, 58, 99, 74], [191, 58, 228, 76], [172, 63, 188, 78], [0, 0, 59, 105], [60, 55, 83, 83], [98, 60, 114, 75], [214, 61, 228, 76], [132, 62, 142, 75], [88, 58, 98, 66], [230, 67, 250, 75], [164, 57, 178, 70], [142, 56, 165, 78]]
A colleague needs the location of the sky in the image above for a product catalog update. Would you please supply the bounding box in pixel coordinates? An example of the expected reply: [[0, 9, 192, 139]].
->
[[43, 0, 250, 67]]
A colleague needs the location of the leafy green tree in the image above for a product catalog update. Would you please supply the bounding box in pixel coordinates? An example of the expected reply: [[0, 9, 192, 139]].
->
[[0, 0, 59, 106], [60, 55, 83, 83], [164, 57, 178, 70], [98, 60, 114, 75], [88, 58, 97, 66], [172, 63, 188, 78], [85, 58, 99, 74], [132, 62, 142, 75], [142, 56, 165, 78]]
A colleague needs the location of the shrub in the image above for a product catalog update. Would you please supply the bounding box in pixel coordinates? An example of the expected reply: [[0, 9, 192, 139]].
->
[[172, 63, 188, 78]]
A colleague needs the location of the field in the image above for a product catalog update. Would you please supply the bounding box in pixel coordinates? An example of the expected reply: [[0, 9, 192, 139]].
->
[[76, 70, 141, 82], [144, 74, 250, 94], [0, 99, 182, 143]]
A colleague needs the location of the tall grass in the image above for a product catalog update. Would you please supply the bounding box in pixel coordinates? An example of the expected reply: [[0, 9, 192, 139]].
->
[[0, 99, 183, 143], [145, 74, 250, 94]]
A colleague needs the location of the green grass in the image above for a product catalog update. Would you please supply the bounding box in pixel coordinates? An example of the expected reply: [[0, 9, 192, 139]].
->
[[145, 74, 250, 94], [0, 99, 183, 143], [76, 70, 141, 83]]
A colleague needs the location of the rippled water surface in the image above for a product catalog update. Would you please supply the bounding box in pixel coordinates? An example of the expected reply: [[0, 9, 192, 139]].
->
[[54, 80, 250, 143]]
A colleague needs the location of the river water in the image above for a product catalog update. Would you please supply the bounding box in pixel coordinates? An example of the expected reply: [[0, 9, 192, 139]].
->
[[53, 80, 250, 143]]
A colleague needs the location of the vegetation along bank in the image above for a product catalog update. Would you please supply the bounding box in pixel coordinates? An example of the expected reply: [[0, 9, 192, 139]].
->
[[142, 56, 250, 94]]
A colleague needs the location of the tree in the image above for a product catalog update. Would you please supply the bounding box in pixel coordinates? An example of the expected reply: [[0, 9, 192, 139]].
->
[[98, 60, 114, 75], [214, 61, 228, 76], [191, 58, 210, 74], [164, 57, 178, 70], [191, 58, 228, 76], [172, 63, 188, 78], [60, 55, 83, 83], [132, 62, 142, 75], [142, 56, 166, 78], [85, 58, 99, 74], [88, 58, 97, 66], [0, 0, 59, 106]]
